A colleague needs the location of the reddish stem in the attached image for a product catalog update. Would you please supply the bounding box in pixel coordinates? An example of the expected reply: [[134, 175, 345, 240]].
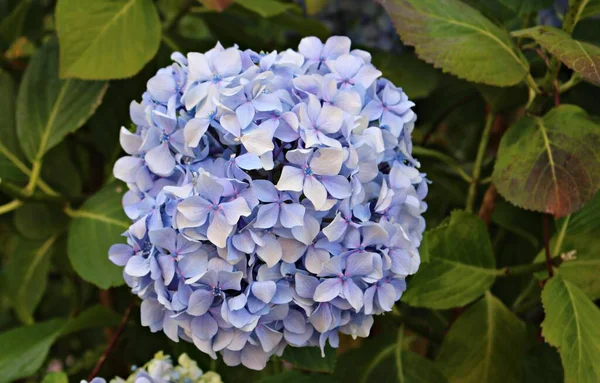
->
[[543, 214, 554, 279], [88, 299, 136, 381]]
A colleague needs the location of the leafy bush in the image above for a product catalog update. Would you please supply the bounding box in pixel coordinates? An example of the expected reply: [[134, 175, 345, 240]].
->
[[0, 0, 599, 382]]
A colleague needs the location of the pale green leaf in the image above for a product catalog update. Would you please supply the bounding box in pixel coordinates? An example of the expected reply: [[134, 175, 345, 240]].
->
[[403, 211, 499, 309], [542, 275, 600, 383], [378, 0, 530, 86], [493, 105, 600, 217], [436, 292, 528, 383], [0, 319, 67, 383], [16, 40, 107, 162], [42, 372, 69, 383], [3, 235, 57, 324], [67, 182, 129, 289], [56, 0, 161, 80], [514, 26, 600, 86], [235, 0, 297, 17]]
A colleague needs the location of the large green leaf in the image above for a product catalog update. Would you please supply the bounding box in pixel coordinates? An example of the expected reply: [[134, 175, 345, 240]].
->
[[541, 275, 600, 383], [378, 0, 529, 86], [498, 0, 553, 15], [234, 0, 297, 17], [282, 346, 336, 373], [372, 52, 441, 99], [16, 40, 107, 162], [403, 211, 499, 309], [493, 105, 600, 217], [436, 292, 528, 383], [533, 197, 600, 299], [14, 203, 69, 240], [0, 319, 67, 383], [3, 235, 57, 324], [67, 182, 129, 289], [514, 26, 600, 86], [334, 333, 447, 383], [62, 304, 121, 335], [0, 68, 27, 183], [581, 0, 600, 20], [41, 372, 69, 383], [56, 0, 161, 80]]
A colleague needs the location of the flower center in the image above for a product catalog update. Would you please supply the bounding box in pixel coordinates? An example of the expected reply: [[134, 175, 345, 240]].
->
[[304, 167, 313, 176], [159, 132, 170, 143]]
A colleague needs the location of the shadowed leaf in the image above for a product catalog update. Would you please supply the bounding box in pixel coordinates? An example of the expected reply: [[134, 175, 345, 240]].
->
[[514, 26, 600, 86], [493, 105, 600, 217], [436, 292, 528, 383]]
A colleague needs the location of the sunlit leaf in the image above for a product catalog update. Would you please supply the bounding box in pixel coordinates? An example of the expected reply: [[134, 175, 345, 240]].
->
[[436, 292, 528, 383], [378, 0, 529, 86], [403, 211, 499, 309], [56, 0, 161, 80], [542, 275, 600, 383]]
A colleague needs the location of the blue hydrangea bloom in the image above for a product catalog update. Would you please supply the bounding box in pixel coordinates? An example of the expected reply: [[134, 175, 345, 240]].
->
[[110, 36, 428, 370]]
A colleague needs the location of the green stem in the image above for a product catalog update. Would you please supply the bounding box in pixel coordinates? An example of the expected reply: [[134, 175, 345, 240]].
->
[[0, 178, 70, 204], [0, 143, 58, 196], [0, 199, 22, 215], [498, 254, 563, 277], [528, 0, 587, 113], [411, 146, 472, 183], [559, 73, 583, 93], [161, 34, 182, 53], [466, 112, 494, 212], [552, 215, 571, 255], [24, 159, 41, 196]]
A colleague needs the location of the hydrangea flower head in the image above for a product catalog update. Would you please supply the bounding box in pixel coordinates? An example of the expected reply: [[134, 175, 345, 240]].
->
[[110, 36, 428, 370], [83, 352, 221, 383]]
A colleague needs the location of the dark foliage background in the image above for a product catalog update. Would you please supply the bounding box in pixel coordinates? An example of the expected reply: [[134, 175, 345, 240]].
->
[[0, 0, 599, 382]]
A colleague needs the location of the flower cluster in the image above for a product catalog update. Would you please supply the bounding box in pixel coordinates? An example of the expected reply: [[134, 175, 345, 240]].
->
[[84, 352, 221, 383], [109, 36, 427, 370]]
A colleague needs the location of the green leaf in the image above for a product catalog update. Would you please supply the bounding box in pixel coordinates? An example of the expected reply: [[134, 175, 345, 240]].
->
[[14, 203, 69, 240], [282, 346, 336, 373], [258, 371, 334, 383], [42, 372, 69, 383], [581, 0, 600, 20], [335, 333, 447, 383], [378, 0, 530, 86], [477, 84, 528, 112], [493, 105, 600, 217], [521, 343, 564, 383], [303, 0, 328, 15], [533, 218, 600, 299], [3, 235, 57, 324], [0, 0, 30, 43], [62, 304, 121, 335], [436, 292, 528, 383], [498, 0, 553, 15], [67, 182, 129, 289], [514, 26, 600, 86], [56, 0, 161, 80], [403, 211, 499, 309], [16, 40, 107, 162], [0, 319, 67, 383], [541, 275, 600, 383], [0, 68, 27, 183], [371, 52, 441, 99], [557, 191, 600, 236], [40, 141, 83, 197], [234, 0, 297, 17]]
